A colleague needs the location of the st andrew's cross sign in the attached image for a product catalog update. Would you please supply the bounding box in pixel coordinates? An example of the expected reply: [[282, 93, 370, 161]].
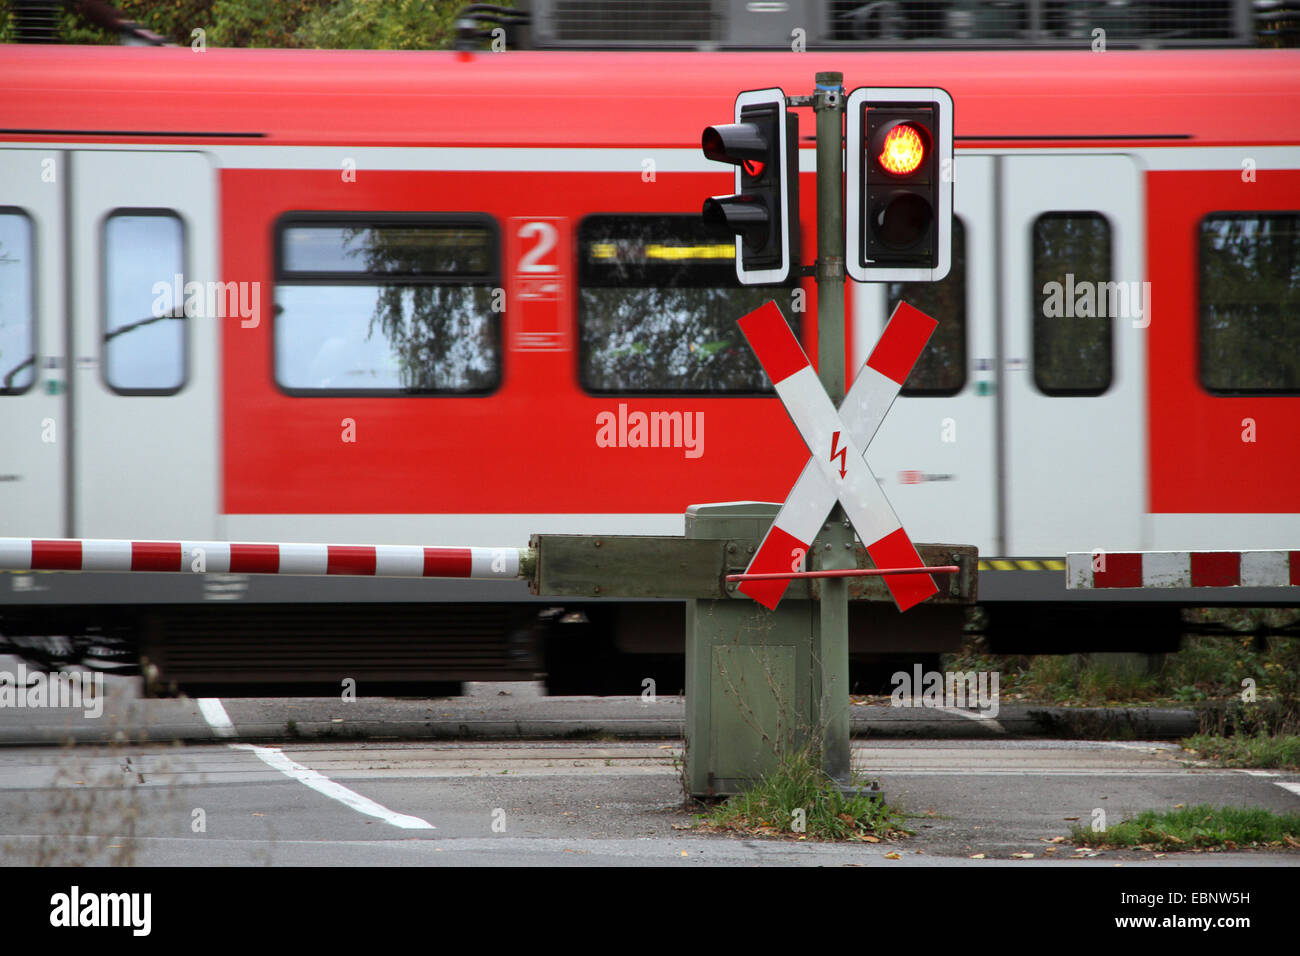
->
[[736, 299, 941, 612]]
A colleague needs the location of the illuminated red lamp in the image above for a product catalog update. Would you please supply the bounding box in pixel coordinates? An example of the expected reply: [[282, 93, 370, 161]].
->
[[878, 123, 926, 176]]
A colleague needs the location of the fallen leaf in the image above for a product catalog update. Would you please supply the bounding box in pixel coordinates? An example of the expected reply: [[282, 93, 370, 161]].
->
[[1174, 803, 1185, 809], [1043, 846, 1057, 854], [861, 834, 880, 843], [680, 851, 688, 857], [884, 852, 901, 860], [1063, 816, 1080, 821], [969, 853, 985, 859], [1284, 835, 1300, 848], [1045, 836, 1066, 843], [1011, 852, 1035, 859]]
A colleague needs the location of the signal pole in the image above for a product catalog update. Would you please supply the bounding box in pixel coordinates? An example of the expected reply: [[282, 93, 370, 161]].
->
[[812, 71, 852, 784]]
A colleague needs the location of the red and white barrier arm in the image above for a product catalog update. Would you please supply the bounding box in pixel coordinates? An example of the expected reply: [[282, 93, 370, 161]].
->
[[0, 538, 528, 579], [1067, 550, 1300, 589]]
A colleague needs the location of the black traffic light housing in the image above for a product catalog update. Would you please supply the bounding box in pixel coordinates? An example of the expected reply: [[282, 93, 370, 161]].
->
[[846, 87, 953, 283], [702, 88, 798, 285]]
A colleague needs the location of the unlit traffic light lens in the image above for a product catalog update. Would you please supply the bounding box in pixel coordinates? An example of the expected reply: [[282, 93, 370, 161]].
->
[[878, 123, 926, 176], [874, 192, 933, 249]]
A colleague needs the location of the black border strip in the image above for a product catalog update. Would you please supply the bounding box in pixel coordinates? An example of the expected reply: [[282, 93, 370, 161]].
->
[[0, 129, 266, 138], [956, 134, 1193, 141]]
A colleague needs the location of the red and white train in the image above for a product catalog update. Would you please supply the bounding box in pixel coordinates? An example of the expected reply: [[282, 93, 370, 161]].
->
[[0, 46, 1297, 692]]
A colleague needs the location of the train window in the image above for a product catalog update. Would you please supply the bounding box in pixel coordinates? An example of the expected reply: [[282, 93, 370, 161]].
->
[[1032, 213, 1113, 396], [888, 217, 967, 396], [0, 210, 35, 394], [104, 211, 186, 394], [274, 215, 501, 395], [1199, 212, 1300, 394], [578, 215, 799, 393]]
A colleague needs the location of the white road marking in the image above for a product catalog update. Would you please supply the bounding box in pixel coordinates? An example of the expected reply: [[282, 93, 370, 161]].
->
[[1234, 769, 1279, 777], [1274, 782, 1300, 799], [231, 744, 435, 830], [197, 698, 236, 737]]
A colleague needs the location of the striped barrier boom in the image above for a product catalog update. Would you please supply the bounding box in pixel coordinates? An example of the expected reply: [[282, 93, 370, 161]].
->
[[1067, 550, 1300, 589], [0, 538, 527, 579]]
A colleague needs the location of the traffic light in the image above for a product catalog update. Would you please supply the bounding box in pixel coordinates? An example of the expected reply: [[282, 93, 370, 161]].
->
[[702, 88, 798, 285], [846, 87, 953, 283]]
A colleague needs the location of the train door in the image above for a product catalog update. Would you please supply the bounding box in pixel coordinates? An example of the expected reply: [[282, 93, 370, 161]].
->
[[855, 155, 999, 555], [68, 151, 219, 539], [998, 154, 1146, 555], [0, 150, 67, 537]]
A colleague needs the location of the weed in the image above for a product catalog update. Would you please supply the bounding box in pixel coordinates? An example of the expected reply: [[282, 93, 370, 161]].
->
[[1072, 804, 1300, 851], [1182, 733, 1300, 770], [696, 745, 911, 842]]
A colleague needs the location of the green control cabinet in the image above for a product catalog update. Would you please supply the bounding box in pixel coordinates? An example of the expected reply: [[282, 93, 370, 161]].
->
[[685, 502, 820, 797]]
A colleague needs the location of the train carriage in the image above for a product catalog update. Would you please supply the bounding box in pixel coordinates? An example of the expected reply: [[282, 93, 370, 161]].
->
[[0, 46, 1297, 692]]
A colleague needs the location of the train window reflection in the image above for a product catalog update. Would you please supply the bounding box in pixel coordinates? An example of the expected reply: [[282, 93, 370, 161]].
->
[[104, 211, 186, 393], [0, 210, 35, 394], [1200, 212, 1300, 394], [274, 216, 501, 395], [1032, 212, 1113, 396], [888, 217, 967, 396], [578, 215, 799, 394]]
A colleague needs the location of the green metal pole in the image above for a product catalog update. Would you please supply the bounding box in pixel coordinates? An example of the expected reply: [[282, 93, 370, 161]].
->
[[813, 71, 851, 784]]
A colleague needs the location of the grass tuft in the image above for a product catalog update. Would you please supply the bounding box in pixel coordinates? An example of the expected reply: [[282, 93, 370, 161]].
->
[[1073, 804, 1300, 851], [1183, 733, 1300, 770], [695, 746, 911, 842]]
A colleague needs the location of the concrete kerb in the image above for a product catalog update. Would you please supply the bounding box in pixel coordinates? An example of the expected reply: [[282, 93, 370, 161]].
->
[[0, 703, 1202, 746]]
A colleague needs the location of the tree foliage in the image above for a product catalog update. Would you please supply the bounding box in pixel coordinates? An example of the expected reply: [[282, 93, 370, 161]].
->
[[6, 0, 486, 49]]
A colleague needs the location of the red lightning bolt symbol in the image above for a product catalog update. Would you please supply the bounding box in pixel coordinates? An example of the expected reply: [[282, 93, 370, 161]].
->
[[830, 430, 847, 480]]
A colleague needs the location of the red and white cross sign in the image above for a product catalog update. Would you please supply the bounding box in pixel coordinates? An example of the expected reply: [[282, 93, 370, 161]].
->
[[737, 300, 940, 612]]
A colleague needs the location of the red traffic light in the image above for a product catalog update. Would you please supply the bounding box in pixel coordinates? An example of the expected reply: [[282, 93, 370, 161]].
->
[[878, 123, 926, 176]]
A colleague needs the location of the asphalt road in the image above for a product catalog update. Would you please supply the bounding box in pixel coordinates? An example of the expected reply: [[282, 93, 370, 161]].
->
[[1, 657, 1297, 867], [1, 737, 1298, 866]]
